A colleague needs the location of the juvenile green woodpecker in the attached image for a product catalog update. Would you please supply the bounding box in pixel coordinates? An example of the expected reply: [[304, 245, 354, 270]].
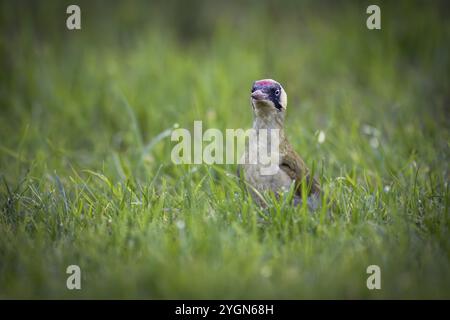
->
[[238, 79, 321, 208]]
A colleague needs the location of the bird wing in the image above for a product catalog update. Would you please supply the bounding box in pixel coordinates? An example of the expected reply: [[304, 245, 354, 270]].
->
[[280, 147, 321, 196]]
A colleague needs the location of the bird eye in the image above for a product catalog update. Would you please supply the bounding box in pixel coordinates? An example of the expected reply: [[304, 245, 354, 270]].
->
[[275, 89, 280, 96]]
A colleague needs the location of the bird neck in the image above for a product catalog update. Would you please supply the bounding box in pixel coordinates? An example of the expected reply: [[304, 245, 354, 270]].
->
[[252, 112, 287, 158], [253, 109, 285, 132]]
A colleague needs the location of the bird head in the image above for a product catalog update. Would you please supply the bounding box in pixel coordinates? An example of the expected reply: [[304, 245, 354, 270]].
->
[[250, 79, 287, 113]]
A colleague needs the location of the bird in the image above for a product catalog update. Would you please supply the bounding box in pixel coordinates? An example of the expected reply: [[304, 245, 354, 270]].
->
[[238, 79, 321, 209]]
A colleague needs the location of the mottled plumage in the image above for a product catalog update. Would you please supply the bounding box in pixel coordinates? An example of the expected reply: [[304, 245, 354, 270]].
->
[[238, 79, 320, 208]]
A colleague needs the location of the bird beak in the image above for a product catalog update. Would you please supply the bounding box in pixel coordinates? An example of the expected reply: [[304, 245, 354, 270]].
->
[[251, 90, 268, 101]]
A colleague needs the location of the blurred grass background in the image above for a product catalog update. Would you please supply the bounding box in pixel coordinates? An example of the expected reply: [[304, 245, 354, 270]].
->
[[0, 0, 449, 298]]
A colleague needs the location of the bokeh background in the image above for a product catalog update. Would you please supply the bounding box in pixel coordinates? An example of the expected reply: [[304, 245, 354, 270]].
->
[[0, 0, 449, 298]]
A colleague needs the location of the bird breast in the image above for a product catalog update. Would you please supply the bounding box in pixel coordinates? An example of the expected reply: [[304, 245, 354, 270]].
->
[[239, 153, 293, 194]]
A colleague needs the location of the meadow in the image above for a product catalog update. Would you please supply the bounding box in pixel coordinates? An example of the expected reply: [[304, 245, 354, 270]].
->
[[0, 0, 449, 298]]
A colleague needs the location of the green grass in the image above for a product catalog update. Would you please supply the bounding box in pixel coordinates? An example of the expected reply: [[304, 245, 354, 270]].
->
[[0, 0, 449, 298]]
